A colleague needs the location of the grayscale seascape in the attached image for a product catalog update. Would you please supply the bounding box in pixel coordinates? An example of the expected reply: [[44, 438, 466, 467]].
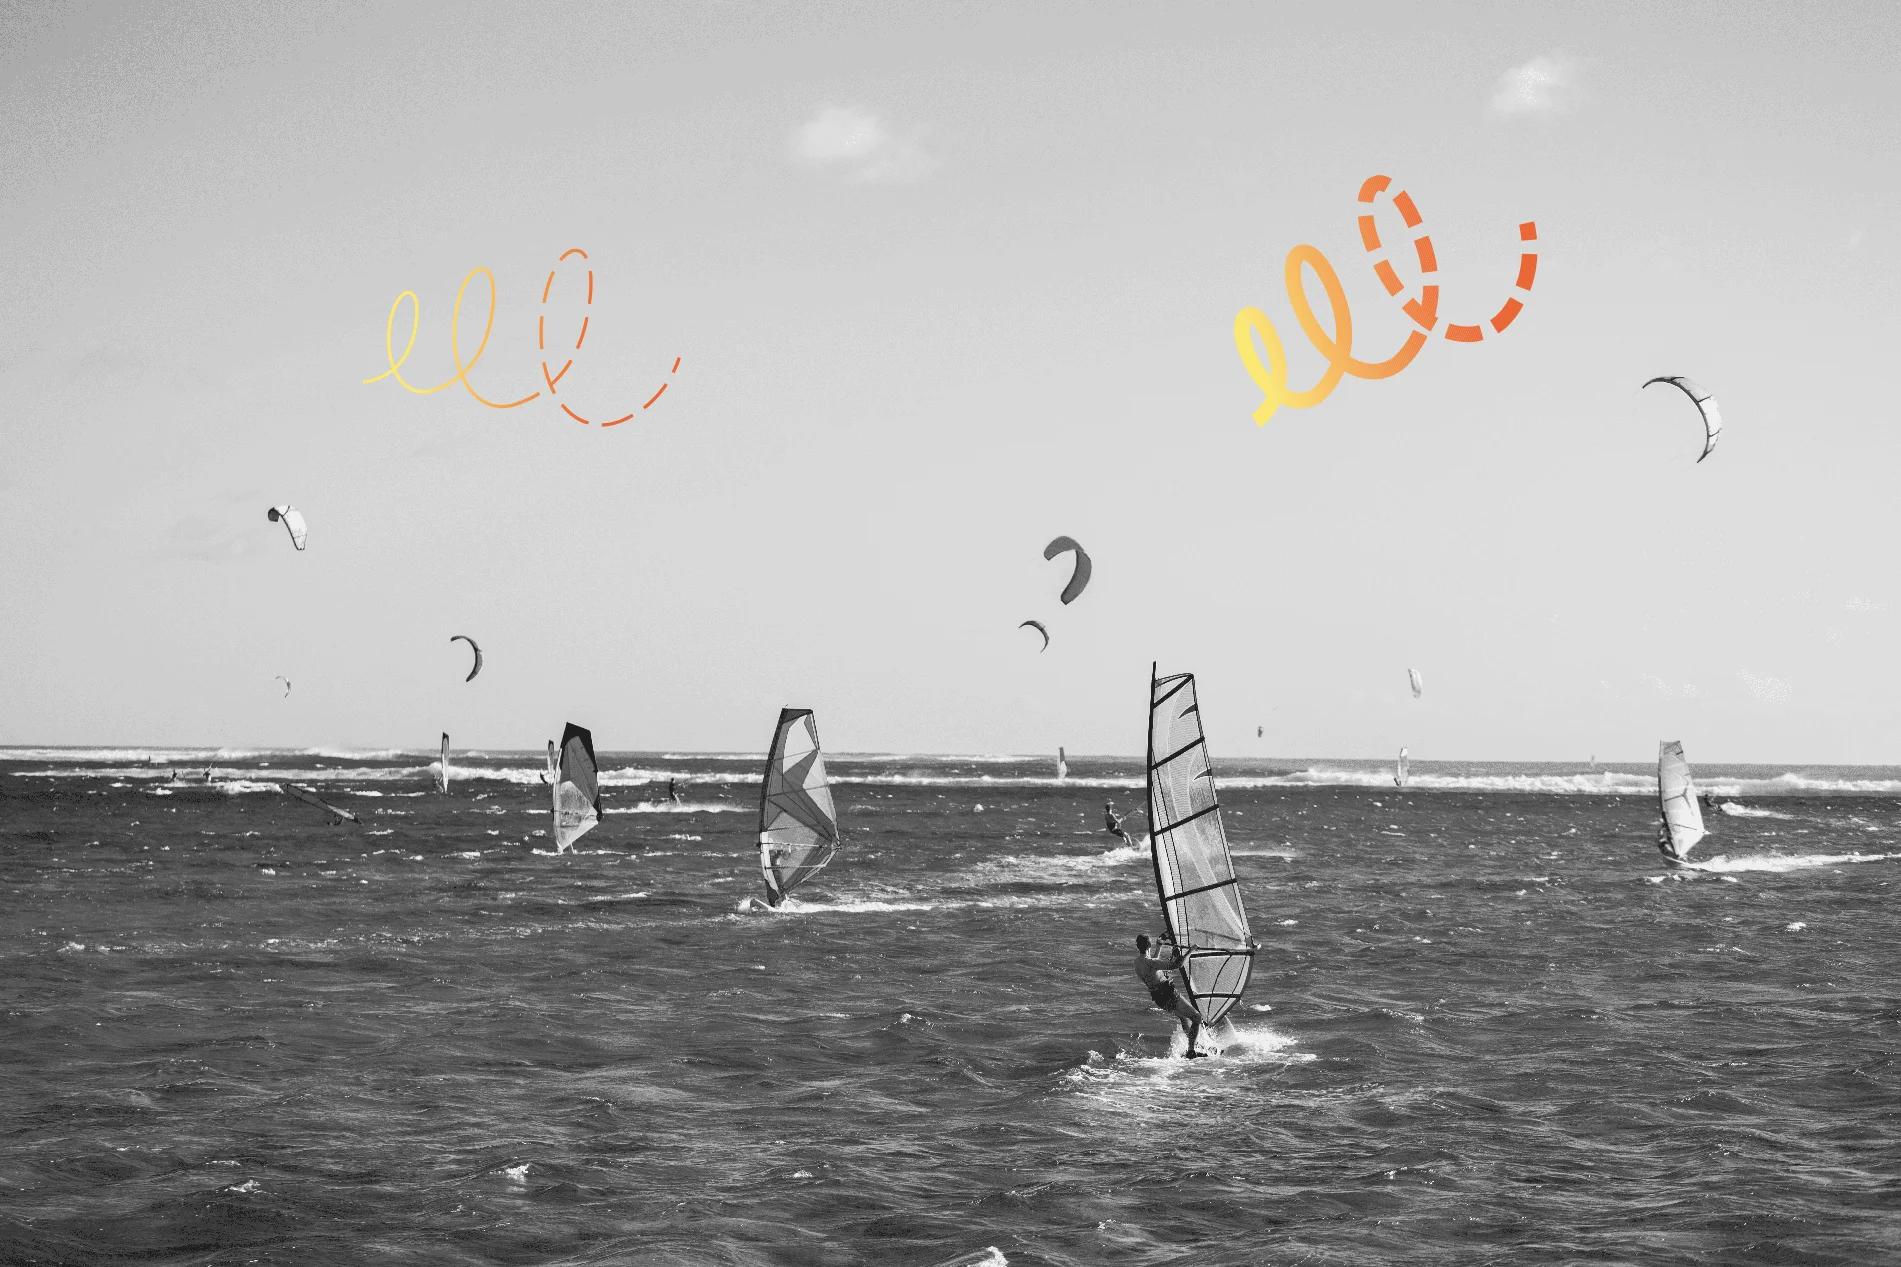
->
[[5, 752, 1898, 1264]]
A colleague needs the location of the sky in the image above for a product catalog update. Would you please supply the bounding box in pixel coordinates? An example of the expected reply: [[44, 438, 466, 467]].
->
[[1, 0, 1897, 762]]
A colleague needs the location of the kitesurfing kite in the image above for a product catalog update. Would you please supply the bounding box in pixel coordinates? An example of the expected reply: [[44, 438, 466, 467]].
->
[[756, 707, 840, 908], [551, 723, 602, 851], [266, 505, 308, 551], [1043, 536, 1092, 604], [450, 635, 483, 682], [1018, 619, 1050, 652], [1408, 668, 1424, 699], [1145, 665, 1257, 1056], [1642, 376, 1723, 463], [274, 675, 291, 697], [1656, 740, 1709, 865]]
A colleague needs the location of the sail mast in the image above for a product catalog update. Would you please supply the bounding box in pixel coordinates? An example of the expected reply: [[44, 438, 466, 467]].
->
[[757, 708, 840, 905], [1145, 664, 1256, 1028]]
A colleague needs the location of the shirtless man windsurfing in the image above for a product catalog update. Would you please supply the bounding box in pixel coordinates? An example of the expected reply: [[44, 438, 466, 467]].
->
[[1135, 933, 1205, 1057]]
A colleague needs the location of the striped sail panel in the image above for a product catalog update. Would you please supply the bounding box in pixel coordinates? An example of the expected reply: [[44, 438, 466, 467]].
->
[[759, 708, 839, 904], [1146, 670, 1254, 1026], [553, 723, 600, 850], [1657, 739, 1706, 860]]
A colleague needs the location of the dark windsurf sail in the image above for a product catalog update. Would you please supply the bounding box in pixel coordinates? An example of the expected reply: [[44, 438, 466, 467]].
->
[[284, 783, 359, 824], [758, 708, 839, 906], [552, 723, 601, 851], [1146, 665, 1255, 1028]]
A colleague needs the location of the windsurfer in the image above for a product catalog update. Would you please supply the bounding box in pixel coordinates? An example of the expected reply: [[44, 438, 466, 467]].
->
[[1135, 933, 1205, 1057], [669, 778, 685, 804], [1104, 803, 1132, 845]]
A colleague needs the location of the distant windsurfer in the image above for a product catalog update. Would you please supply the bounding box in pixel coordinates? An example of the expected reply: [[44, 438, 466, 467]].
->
[[1135, 933, 1205, 1057], [669, 778, 685, 805], [1104, 802, 1132, 845]]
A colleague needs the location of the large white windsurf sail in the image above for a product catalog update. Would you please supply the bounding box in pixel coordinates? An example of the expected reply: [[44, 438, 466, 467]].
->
[[1657, 739, 1706, 861], [552, 723, 601, 851], [1057, 747, 1068, 781], [436, 733, 450, 793], [758, 708, 840, 906], [1146, 665, 1256, 1027], [1395, 746, 1409, 788]]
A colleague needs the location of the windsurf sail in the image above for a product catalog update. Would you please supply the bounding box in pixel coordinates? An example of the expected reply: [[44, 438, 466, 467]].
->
[[1657, 739, 1707, 862], [1395, 746, 1409, 788], [758, 707, 840, 906], [284, 784, 358, 824], [436, 732, 450, 793], [552, 723, 601, 851], [544, 740, 557, 784], [1145, 665, 1255, 1027]]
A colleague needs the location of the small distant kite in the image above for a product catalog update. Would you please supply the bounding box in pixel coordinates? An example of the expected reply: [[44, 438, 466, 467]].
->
[[1257, 725, 1263, 738], [1018, 620, 1050, 652], [1042, 537, 1092, 604], [1408, 668, 1424, 699], [267, 505, 308, 551], [1642, 376, 1722, 463], [450, 634, 483, 682], [274, 676, 291, 697]]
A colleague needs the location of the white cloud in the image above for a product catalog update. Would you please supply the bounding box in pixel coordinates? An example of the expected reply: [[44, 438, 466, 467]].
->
[[1490, 53, 1579, 116], [1643, 676, 1703, 700], [791, 105, 935, 183], [1736, 671, 1793, 704], [795, 106, 887, 163]]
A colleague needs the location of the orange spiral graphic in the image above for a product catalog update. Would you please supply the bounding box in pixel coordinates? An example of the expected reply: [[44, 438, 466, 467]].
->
[[1236, 176, 1537, 425], [363, 248, 679, 427]]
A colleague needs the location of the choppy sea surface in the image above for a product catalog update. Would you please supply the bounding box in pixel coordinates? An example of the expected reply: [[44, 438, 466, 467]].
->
[[4, 750, 1899, 1265]]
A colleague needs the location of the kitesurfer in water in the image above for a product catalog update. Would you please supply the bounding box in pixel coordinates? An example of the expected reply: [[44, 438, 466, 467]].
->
[[1104, 803, 1132, 845], [1135, 933, 1205, 1057], [669, 778, 685, 805]]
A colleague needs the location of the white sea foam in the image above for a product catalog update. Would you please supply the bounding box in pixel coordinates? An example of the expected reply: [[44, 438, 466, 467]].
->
[[1720, 803, 1794, 819], [604, 802, 743, 814], [1694, 851, 1901, 873]]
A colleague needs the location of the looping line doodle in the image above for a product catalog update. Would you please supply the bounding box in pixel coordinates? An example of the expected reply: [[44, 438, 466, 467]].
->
[[363, 248, 678, 426], [1235, 176, 1538, 425]]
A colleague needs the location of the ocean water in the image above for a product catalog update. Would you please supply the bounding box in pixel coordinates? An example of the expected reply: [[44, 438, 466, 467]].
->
[[4, 750, 1900, 1265]]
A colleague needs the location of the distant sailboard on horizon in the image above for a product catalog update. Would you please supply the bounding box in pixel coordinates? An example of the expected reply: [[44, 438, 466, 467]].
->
[[1395, 746, 1409, 788], [551, 723, 601, 851], [1656, 740, 1708, 865], [435, 733, 450, 793], [1057, 746, 1068, 781], [1146, 665, 1257, 1052], [756, 708, 840, 908]]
